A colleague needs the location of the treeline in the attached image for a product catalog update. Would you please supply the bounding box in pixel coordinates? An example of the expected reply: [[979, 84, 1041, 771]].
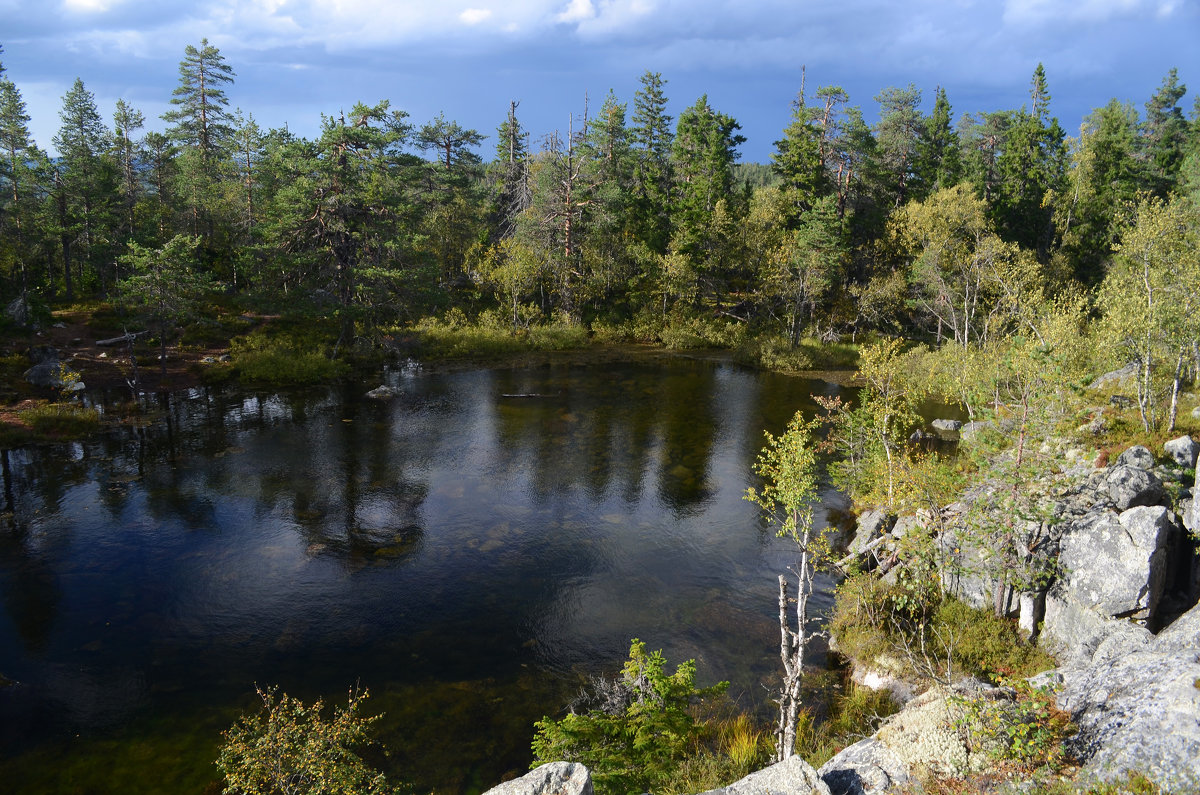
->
[[0, 39, 1198, 359]]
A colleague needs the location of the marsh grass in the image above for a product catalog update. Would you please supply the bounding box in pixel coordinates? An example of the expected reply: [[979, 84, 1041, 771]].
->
[[20, 402, 101, 438]]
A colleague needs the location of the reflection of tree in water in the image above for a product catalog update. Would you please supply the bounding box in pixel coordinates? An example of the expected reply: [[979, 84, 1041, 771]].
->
[[655, 366, 717, 515], [0, 448, 68, 654], [491, 363, 719, 514]]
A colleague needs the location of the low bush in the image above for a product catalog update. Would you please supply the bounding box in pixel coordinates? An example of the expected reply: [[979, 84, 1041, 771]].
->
[[531, 640, 729, 795], [830, 574, 1056, 685]]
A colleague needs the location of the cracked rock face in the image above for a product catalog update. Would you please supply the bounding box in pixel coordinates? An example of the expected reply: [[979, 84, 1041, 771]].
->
[[1058, 506, 1174, 620], [1056, 600, 1200, 793], [1104, 465, 1163, 510]]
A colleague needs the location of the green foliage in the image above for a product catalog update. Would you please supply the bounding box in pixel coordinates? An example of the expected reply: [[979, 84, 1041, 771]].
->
[[793, 682, 899, 768], [231, 333, 349, 386], [19, 402, 101, 438], [831, 576, 1055, 685], [410, 313, 589, 360], [952, 679, 1074, 767], [216, 684, 396, 795], [530, 640, 728, 795]]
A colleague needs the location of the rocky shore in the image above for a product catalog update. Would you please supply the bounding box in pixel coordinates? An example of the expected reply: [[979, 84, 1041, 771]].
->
[[490, 435, 1200, 795]]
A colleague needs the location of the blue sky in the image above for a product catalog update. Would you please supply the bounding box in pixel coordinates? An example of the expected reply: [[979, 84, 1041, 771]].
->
[[2, 0, 1198, 162]]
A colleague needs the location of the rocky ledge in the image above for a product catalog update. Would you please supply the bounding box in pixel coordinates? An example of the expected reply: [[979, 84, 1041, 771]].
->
[[485, 437, 1200, 795]]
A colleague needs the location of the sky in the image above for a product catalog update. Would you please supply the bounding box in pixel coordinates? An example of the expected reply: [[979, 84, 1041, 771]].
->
[[2, 0, 1198, 162]]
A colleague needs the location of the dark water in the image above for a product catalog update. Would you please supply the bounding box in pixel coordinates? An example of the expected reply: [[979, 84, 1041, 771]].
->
[[0, 356, 851, 794]]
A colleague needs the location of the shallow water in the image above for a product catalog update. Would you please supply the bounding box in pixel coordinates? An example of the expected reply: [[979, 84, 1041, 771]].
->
[[0, 356, 852, 793]]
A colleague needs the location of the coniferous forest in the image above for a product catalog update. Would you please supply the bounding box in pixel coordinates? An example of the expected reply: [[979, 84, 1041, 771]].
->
[[0, 38, 1196, 389]]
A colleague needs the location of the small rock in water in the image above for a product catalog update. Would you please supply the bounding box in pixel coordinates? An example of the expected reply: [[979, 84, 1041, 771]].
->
[[365, 385, 399, 400]]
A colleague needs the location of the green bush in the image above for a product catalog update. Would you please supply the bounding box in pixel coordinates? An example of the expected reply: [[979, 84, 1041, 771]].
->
[[736, 334, 860, 372], [830, 575, 1055, 685], [410, 313, 590, 359], [531, 640, 728, 795], [794, 682, 899, 767], [217, 685, 396, 795], [658, 315, 745, 350]]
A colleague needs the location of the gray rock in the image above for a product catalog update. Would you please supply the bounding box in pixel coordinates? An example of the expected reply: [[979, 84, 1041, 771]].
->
[[818, 738, 912, 795], [24, 361, 84, 391], [1055, 604, 1200, 793], [1058, 506, 1174, 620], [1040, 590, 1154, 665], [701, 755, 832, 795], [1089, 362, 1138, 389], [4, 295, 31, 327], [1163, 435, 1200, 469], [1116, 445, 1156, 470], [28, 345, 59, 365], [958, 420, 993, 442], [1193, 405, 1200, 420], [482, 763, 593, 795], [848, 509, 894, 557], [1104, 465, 1163, 510], [929, 419, 962, 439], [365, 385, 400, 400]]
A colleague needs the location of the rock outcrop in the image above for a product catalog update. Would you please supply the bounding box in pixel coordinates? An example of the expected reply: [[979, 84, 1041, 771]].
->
[[482, 763, 593, 795], [831, 441, 1200, 794], [701, 755, 831, 795]]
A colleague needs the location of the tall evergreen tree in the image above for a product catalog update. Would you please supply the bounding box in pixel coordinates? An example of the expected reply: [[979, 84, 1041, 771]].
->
[[162, 38, 236, 239], [917, 86, 962, 193], [631, 71, 674, 254], [1141, 68, 1189, 197], [670, 95, 745, 306], [992, 64, 1067, 254], [111, 99, 145, 246], [873, 84, 924, 207], [0, 63, 46, 296], [54, 77, 117, 296]]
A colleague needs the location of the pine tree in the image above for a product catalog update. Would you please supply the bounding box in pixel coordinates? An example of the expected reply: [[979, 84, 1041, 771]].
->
[[631, 71, 674, 254], [918, 86, 962, 193], [0, 65, 44, 296], [873, 84, 924, 207], [162, 38, 236, 239], [1141, 68, 1189, 197], [54, 77, 117, 296], [112, 99, 145, 245]]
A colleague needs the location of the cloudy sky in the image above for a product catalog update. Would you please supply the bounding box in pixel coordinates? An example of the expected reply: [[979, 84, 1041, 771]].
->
[[2, 0, 1197, 161]]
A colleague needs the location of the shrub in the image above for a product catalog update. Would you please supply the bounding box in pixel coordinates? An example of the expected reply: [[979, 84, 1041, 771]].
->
[[952, 678, 1074, 768], [830, 575, 1055, 685], [531, 640, 728, 795], [216, 685, 396, 795]]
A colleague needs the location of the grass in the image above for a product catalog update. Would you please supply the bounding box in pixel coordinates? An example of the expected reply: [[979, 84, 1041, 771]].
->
[[19, 402, 101, 438], [830, 574, 1057, 685], [409, 313, 591, 360], [735, 333, 860, 372]]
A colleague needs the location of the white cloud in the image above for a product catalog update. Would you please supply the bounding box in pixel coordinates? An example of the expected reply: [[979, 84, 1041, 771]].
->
[[62, 0, 118, 11], [459, 7, 493, 24], [557, 0, 596, 23], [1002, 0, 1173, 25]]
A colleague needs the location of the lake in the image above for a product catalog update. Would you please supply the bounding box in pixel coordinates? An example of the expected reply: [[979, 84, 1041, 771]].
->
[[0, 354, 853, 793]]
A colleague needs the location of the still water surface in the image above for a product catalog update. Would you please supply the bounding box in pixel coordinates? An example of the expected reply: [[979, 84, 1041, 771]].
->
[[0, 356, 850, 793]]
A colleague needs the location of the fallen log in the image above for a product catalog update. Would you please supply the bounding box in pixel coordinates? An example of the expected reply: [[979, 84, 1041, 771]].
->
[[96, 330, 150, 347]]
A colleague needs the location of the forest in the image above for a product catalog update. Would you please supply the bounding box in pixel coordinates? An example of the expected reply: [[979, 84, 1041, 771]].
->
[[0, 38, 1196, 392], [3, 37, 1200, 795]]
